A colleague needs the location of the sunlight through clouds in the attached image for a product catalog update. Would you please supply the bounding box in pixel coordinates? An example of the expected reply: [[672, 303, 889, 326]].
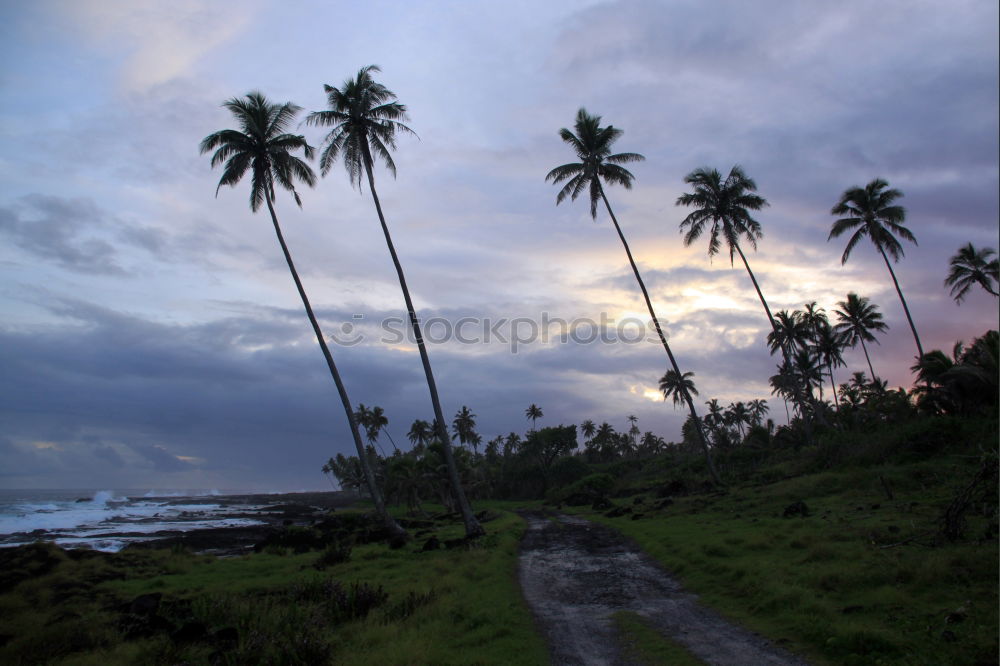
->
[[58, 0, 262, 93]]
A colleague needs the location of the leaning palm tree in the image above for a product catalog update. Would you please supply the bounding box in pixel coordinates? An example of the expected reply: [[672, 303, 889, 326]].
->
[[944, 243, 999, 303], [547, 108, 720, 485], [833, 293, 888, 381], [676, 166, 775, 331], [830, 178, 923, 358], [200, 92, 406, 541], [306, 66, 483, 537], [677, 166, 819, 432]]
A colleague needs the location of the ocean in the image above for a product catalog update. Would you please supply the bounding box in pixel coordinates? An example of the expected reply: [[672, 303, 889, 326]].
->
[[0, 489, 273, 552]]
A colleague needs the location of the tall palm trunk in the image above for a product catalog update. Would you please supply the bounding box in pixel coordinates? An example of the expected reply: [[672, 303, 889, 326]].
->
[[877, 245, 924, 359], [859, 336, 877, 381], [827, 362, 840, 410], [263, 194, 407, 541], [598, 186, 721, 485], [361, 146, 484, 538], [734, 242, 825, 432]]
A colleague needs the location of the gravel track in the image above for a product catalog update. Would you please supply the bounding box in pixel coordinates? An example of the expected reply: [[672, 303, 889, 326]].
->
[[517, 511, 810, 666]]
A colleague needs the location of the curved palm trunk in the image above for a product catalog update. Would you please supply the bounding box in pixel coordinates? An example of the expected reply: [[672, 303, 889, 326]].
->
[[598, 186, 722, 485], [859, 336, 878, 381], [733, 243, 825, 433], [877, 245, 924, 359], [263, 195, 407, 541], [361, 149, 484, 538]]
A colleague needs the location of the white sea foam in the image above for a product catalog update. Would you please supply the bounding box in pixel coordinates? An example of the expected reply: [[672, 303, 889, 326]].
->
[[0, 489, 269, 552]]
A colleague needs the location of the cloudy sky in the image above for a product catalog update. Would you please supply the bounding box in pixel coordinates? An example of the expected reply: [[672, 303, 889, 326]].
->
[[1, 0, 997, 490]]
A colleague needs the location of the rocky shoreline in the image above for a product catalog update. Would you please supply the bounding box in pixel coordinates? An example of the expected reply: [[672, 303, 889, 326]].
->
[[7, 491, 362, 557]]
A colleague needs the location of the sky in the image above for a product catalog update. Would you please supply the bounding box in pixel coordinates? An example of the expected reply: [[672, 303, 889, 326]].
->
[[1, 0, 997, 491]]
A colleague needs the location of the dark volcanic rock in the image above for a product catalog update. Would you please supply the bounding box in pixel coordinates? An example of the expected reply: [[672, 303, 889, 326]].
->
[[0, 542, 68, 592], [172, 621, 209, 644], [129, 592, 162, 616], [782, 501, 810, 518]]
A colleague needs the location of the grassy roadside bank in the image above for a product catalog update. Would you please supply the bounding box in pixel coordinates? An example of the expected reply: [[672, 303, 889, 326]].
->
[[0, 507, 547, 665], [567, 450, 998, 665]]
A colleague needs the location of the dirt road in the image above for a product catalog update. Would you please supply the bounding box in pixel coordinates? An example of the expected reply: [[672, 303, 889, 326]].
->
[[517, 511, 809, 665]]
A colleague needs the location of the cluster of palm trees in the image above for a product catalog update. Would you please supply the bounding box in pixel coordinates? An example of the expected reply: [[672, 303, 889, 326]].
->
[[204, 73, 998, 522], [545, 108, 997, 475], [201, 67, 482, 539]]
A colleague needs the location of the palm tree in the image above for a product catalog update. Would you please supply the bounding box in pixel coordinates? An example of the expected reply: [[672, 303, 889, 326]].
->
[[366, 405, 399, 453], [306, 66, 482, 537], [452, 406, 478, 452], [627, 414, 640, 449], [814, 322, 847, 409], [833, 293, 888, 381], [748, 399, 769, 426], [660, 370, 699, 408], [767, 310, 810, 356], [677, 166, 818, 433], [525, 404, 543, 432], [200, 92, 406, 542], [407, 419, 433, 449], [830, 178, 923, 358], [945, 243, 999, 303], [547, 108, 720, 485], [727, 401, 751, 440], [800, 302, 829, 342], [676, 166, 775, 332], [580, 419, 597, 443]]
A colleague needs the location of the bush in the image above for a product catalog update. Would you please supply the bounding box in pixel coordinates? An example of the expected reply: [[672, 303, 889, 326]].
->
[[314, 541, 352, 569]]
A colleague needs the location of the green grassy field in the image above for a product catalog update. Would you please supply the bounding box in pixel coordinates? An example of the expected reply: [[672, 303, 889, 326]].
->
[[570, 453, 998, 666], [1, 423, 996, 665], [0, 509, 548, 665]]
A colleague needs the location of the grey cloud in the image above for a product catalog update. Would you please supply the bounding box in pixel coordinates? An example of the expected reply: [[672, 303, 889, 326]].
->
[[0, 194, 124, 274]]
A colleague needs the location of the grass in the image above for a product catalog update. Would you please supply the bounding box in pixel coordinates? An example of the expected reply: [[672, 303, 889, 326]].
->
[[612, 611, 706, 665], [0, 507, 548, 665], [569, 452, 998, 665]]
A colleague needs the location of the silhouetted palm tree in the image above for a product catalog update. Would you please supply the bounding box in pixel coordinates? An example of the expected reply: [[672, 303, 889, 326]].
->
[[407, 419, 433, 449], [660, 370, 699, 408], [676, 166, 775, 331], [767, 310, 810, 356], [200, 92, 405, 541], [748, 399, 769, 426], [580, 419, 596, 443], [814, 322, 847, 409], [525, 404, 543, 432], [945, 243, 999, 303], [452, 406, 478, 452], [727, 401, 751, 440], [834, 293, 888, 381], [547, 108, 719, 484], [677, 166, 819, 432], [307, 66, 482, 537], [830, 178, 923, 358]]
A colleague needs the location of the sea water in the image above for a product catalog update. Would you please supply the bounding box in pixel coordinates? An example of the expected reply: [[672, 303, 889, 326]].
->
[[0, 489, 268, 552]]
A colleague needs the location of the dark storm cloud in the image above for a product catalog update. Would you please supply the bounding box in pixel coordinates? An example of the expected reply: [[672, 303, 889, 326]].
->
[[1, 295, 783, 486]]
